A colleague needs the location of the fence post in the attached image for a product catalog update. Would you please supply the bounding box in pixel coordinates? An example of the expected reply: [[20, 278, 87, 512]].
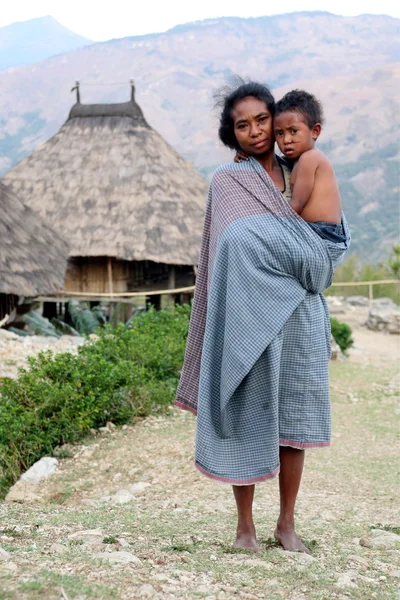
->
[[369, 283, 373, 307]]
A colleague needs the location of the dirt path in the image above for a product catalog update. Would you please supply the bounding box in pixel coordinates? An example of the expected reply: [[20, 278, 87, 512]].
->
[[0, 321, 399, 599]]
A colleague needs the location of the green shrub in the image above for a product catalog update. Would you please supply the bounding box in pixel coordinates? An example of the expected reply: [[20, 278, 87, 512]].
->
[[0, 305, 191, 497], [330, 317, 354, 353]]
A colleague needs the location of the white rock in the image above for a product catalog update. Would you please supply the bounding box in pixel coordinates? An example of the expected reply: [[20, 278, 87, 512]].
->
[[137, 584, 156, 597], [95, 551, 142, 565], [20, 457, 58, 483], [111, 489, 135, 505], [285, 551, 316, 564], [360, 529, 400, 549], [5, 481, 41, 504], [389, 570, 400, 578], [128, 482, 151, 494], [336, 572, 358, 588], [347, 554, 369, 567], [116, 538, 130, 548], [0, 545, 11, 561], [68, 529, 104, 545]]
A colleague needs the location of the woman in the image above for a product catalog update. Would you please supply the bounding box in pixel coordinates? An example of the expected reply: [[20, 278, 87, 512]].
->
[[175, 82, 349, 553]]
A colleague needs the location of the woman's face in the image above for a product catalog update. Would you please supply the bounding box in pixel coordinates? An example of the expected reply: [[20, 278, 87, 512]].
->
[[231, 96, 274, 156]]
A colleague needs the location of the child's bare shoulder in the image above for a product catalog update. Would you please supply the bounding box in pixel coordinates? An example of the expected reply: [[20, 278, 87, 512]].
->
[[297, 148, 333, 169]]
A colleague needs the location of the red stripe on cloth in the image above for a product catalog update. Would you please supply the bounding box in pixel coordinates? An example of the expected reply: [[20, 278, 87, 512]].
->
[[174, 401, 197, 416], [279, 439, 330, 449], [195, 462, 280, 485]]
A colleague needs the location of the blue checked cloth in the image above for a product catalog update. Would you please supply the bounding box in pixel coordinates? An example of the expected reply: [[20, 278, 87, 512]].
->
[[176, 158, 350, 484]]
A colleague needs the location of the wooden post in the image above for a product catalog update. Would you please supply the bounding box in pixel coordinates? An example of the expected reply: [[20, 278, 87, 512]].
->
[[107, 257, 114, 296], [168, 265, 176, 306], [369, 283, 373, 307]]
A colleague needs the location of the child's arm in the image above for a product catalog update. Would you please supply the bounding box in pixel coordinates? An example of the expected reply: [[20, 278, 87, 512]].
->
[[290, 151, 318, 214]]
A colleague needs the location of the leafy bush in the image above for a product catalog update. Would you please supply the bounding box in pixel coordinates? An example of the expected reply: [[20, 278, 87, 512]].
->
[[330, 317, 354, 353], [0, 305, 190, 496]]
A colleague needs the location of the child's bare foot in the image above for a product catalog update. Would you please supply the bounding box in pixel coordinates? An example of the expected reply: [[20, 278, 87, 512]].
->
[[274, 524, 310, 554], [234, 529, 261, 553]]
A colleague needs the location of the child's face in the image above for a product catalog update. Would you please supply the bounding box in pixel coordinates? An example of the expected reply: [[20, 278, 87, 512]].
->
[[274, 111, 321, 160]]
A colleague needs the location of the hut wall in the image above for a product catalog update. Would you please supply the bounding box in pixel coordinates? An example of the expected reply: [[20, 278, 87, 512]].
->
[[64, 257, 195, 294]]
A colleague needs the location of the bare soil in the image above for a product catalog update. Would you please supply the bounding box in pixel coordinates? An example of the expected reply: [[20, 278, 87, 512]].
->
[[0, 309, 399, 600]]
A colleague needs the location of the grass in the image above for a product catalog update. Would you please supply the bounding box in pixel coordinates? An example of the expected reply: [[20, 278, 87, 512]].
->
[[0, 360, 399, 599]]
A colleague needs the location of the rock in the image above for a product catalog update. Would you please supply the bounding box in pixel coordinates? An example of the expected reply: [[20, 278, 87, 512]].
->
[[366, 308, 400, 334], [128, 482, 151, 494], [347, 554, 369, 567], [0, 328, 20, 340], [6, 457, 59, 503], [345, 296, 369, 307], [95, 551, 142, 565], [360, 529, 400, 549], [0, 545, 11, 561], [111, 489, 135, 505], [20, 457, 58, 483], [68, 529, 104, 546], [98, 427, 111, 434], [5, 481, 41, 504], [285, 551, 316, 564], [373, 297, 397, 309], [50, 542, 66, 554], [116, 538, 130, 548], [137, 584, 156, 597], [122, 425, 129, 430], [389, 571, 400, 578], [106, 421, 116, 430], [336, 572, 358, 588]]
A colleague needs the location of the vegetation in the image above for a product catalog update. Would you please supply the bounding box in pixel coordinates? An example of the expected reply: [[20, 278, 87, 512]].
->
[[330, 318, 354, 353], [0, 306, 190, 497]]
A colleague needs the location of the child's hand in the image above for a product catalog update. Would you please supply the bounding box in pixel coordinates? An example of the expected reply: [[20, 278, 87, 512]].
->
[[234, 150, 249, 163]]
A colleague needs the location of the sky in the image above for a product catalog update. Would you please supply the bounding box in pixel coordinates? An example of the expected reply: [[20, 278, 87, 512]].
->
[[1, 0, 398, 40]]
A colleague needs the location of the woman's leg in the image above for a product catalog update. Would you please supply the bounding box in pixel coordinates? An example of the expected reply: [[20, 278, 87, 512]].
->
[[274, 446, 310, 553], [232, 485, 260, 552]]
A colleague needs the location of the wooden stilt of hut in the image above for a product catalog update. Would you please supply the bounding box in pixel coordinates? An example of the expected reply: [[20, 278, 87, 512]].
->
[[0, 182, 68, 324], [2, 82, 208, 307]]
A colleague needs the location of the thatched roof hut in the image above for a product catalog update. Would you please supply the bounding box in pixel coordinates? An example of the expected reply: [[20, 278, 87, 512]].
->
[[2, 84, 208, 298], [0, 181, 68, 297]]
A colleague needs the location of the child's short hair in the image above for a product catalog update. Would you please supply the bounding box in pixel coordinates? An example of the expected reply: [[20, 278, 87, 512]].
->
[[275, 90, 324, 128]]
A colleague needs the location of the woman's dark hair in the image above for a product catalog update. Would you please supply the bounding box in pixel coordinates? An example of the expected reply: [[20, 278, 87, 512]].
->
[[215, 79, 276, 150], [275, 90, 325, 128]]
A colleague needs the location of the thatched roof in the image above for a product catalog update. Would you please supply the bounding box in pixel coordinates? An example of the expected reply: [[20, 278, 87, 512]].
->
[[0, 182, 68, 296], [1, 87, 208, 266]]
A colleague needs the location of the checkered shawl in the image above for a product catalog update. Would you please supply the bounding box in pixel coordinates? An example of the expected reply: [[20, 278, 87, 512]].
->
[[175, 158, 350, 483]]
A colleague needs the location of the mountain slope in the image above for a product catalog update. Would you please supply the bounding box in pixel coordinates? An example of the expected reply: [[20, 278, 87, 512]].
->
[[0, 12, 399, 258], [0, 16, 90, 71]]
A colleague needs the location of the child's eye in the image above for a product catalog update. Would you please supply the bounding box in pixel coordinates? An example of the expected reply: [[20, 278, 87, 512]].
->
[[275, 131, 283, 137], [290, 129, 298, 134]]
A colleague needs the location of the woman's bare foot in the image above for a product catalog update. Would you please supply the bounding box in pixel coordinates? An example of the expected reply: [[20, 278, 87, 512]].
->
[[274, 524, 310, 554], [234, 529, 261, 553]]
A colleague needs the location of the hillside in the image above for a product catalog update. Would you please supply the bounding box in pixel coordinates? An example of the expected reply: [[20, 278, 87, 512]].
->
[[0, 16, 90, 71], [0, 12, 399, 258]]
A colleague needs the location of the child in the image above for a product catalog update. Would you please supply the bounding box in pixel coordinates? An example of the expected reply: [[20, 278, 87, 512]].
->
[[274, 89, 346, 243]]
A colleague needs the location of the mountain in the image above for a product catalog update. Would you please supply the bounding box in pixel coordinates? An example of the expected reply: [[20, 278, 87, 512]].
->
[[0, 16, 90, 71], [0, 12, 399, 258]]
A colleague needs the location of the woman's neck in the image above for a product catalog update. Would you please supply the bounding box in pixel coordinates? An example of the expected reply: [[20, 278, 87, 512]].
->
[[253, 149, 278, 174]]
